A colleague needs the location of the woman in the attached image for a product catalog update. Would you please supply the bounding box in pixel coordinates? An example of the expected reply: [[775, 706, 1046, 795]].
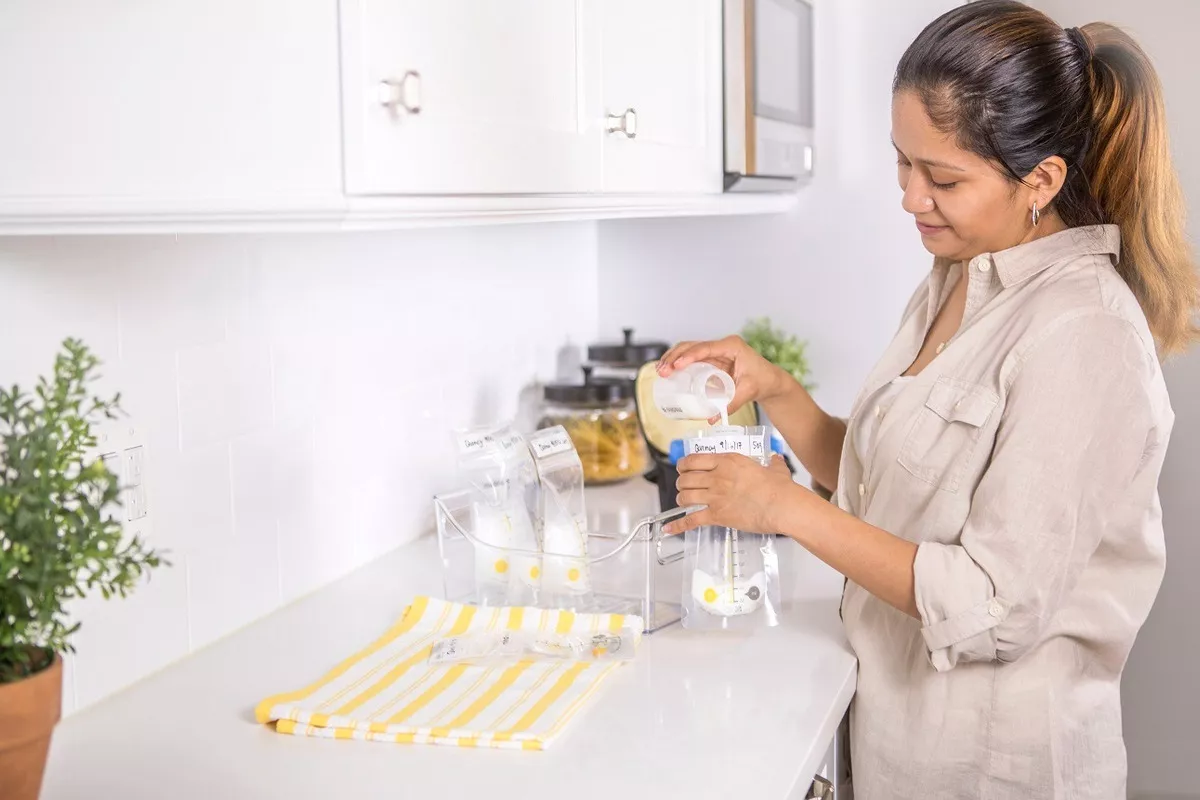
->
[[658, 3, 1197, 798]]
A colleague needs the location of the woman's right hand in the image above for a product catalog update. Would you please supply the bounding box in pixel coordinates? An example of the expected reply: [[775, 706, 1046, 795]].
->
[[656, 335, 793, 418]]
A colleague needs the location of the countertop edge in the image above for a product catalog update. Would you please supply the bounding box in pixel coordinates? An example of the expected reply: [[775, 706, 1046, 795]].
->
[[787, 658, 858, 798]]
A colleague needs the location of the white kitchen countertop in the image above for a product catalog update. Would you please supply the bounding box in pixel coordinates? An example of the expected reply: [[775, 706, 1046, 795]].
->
[[41, 481, 857, 800]]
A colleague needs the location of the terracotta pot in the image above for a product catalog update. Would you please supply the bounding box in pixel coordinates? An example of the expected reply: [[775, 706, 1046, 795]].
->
[[0, 654, 62, 800]]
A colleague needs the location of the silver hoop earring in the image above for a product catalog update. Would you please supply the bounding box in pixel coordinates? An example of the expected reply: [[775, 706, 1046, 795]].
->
[[1031, 202, 1041, 227]]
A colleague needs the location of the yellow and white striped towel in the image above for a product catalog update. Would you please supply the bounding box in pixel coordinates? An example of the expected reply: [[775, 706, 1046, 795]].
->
[[255, 596, 639, 750]]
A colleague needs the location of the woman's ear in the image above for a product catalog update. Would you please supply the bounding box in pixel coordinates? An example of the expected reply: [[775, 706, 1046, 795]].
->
[[1025, 155, 1068, 210]]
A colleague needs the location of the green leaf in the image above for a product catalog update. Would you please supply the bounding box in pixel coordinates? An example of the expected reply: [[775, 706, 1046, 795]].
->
[[740, 316, 817, 392]]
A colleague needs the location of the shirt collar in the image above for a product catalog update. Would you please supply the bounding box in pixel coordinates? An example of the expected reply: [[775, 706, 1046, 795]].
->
[[931, 225, 1120, 288], [991, 225, 1121, 288]]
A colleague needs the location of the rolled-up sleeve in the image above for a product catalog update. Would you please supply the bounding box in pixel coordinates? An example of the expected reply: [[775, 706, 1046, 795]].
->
[[913, 312, 1155, 672]]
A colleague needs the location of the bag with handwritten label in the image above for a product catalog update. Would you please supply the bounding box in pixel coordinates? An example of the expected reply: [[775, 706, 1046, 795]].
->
[[527, 425, 592, 607], [453, 423, 541, 606], [680, 425, 782, 631]]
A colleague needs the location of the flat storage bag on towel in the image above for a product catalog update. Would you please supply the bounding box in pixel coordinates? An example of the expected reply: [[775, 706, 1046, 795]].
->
[[255, 596, 638, 750]]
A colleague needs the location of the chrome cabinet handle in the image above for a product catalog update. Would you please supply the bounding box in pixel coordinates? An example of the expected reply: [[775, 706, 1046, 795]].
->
[[378, 70, 421, 115], [605, 107, 637, 138]]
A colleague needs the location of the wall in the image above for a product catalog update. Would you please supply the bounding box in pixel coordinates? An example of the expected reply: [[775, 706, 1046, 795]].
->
[[597, 0, 961, 478], [0, 223, 598, 714], [1027, 3, 1200, 797]]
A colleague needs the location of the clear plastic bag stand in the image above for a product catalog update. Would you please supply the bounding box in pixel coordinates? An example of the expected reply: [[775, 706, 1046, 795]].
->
[[434, 491, 689, 635]]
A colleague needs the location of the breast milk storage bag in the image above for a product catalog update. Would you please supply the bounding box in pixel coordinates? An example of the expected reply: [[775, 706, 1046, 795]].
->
[[680, 426, 781, 631], [453, 424, 541, 606], [527, 425, 592, 608]]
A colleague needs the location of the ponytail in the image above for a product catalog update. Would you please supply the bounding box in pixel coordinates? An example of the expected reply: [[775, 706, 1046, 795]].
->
[[1081, 23, 1198, 355]]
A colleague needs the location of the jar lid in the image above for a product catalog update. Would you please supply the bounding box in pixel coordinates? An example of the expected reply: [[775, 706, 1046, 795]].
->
[[543, 365, 632, 404], [587, 328, 669, 367]]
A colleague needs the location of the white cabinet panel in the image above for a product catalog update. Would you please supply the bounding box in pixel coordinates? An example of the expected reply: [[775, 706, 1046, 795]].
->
[[340, 0, 599, 195], [597, 0, 723, 193], [0, 1, 343, 205]]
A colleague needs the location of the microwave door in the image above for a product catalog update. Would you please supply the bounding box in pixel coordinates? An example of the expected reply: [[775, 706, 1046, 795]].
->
[[724, 0, 814, 192]]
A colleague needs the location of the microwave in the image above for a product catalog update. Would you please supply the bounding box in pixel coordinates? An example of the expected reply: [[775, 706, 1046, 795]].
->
[[723, 0, 815, 192]]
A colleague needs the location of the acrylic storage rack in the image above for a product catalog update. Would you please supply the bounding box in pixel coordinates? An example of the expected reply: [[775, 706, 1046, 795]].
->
[[433, 490, 691, 634]]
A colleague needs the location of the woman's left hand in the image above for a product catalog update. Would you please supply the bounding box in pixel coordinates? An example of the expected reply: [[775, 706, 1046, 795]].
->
[[663, 453, 796, 535]]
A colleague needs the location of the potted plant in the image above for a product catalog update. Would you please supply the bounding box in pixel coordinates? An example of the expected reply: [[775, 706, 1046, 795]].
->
[[0, 339, 166, 800], [741, 316, 815, 393]]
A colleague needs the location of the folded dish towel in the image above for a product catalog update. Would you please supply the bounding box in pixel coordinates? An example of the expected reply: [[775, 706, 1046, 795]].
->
[[255, 596, 638, 750]]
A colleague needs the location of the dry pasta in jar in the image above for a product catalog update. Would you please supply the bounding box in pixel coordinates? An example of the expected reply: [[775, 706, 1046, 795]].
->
[[539, 369, 648, 485]]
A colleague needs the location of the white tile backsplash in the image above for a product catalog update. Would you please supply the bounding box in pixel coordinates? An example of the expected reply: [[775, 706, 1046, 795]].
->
[[0, 222, 598, 712], [69, 562, 192, 710], [268, 336, 327, 429], [150, 442, 233, 554], [177, 339, 275, 450], [187, 492, 281, 651], [114, 237, 239, 361], [0, 238, 122, 382], [101, 352, 182, 463]]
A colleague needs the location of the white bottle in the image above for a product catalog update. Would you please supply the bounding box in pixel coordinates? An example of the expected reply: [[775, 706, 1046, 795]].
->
[[653, 363, 736, 422]]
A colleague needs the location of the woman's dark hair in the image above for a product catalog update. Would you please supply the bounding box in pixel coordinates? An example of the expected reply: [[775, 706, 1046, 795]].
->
[[895, 0, 1197, 354]]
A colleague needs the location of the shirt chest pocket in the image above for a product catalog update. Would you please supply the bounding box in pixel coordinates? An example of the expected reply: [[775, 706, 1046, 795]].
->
[[897, 377, 999, 493]]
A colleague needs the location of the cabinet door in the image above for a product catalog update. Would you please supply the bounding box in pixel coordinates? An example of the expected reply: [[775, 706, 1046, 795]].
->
[[341, 0, 599, 195], [0, 0, 342, 207], [597, 0, 723, 193]]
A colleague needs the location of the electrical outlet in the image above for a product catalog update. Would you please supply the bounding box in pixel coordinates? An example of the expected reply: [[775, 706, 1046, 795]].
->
[[123, 446, 145, 487], [124, 485, 148, 522], [125, 487, 138, 522]]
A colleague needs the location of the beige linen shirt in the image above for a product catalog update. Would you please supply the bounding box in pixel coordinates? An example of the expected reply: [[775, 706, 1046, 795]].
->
[[838, 225, 1172, 800]]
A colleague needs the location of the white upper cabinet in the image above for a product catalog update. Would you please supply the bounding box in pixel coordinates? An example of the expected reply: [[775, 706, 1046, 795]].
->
[[594, 0, 723, 194], [0, 0, 794, 233], [340, 0, 599, 195], [0, 0, 343, 210]]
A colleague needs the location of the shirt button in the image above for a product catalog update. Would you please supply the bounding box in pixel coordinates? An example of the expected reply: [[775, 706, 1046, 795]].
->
[[978, 260, 992, 273], [858, 483, 866, 498], [874, 406, 882, 419], [988, 600, 1004, 618]]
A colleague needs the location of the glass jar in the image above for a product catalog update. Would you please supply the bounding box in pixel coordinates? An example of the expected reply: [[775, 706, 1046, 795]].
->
[[539, 368, 649, 486]]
